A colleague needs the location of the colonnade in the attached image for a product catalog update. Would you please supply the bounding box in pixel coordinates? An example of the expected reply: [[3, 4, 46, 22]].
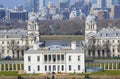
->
[[86, 63, 120, 70], [0, 64, 23, 71], [85, 50, 109, 58]]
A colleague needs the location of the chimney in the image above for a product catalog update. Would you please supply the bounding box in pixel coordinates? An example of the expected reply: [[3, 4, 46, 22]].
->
[[71, 41, 76, 50]]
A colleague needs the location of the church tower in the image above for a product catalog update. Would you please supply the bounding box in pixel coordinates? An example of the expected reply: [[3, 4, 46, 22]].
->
[[27, 9, 39, 43], [85, 8, 97, 42]]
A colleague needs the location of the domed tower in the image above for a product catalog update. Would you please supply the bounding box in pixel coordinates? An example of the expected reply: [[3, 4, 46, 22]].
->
[[27, 9, 39, 43], [85, 14, 97, 41]]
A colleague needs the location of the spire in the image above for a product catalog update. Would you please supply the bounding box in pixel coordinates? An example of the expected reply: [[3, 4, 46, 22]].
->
[[90, 7, 94, 15]]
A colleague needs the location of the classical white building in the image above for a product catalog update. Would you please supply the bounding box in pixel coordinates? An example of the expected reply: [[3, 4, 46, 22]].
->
[[24, 41, 85, 74], [85, 13, 120, 58], [0, 10, 39, 59]]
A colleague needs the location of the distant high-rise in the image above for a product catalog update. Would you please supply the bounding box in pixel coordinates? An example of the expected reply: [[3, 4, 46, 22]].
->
[[25, 0, 39, 12], [97, 0, 106, 8], [58, 0, 70, 9], [39, 0, 45, 9]]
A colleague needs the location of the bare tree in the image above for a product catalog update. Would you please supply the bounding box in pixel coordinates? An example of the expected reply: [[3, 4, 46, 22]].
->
[[103, 40, 111, 58], [8, 40, 19, 59]]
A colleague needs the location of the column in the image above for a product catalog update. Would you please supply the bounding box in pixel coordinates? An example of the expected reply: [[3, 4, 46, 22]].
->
[[100, 63, 102, 68], [112, 63, 114, 70], [104, 52, 107, 58], [8, 64, 10, 71], [104, 64, 106, 70], [56, 54, 57, 63], [85, 50, 88, 58], [47, 55, 49, 63], [20, 64, 22, 70], [16, 64, 18, 70], [95, 50, 98, 58], [12, 64, 14, 71], [100, 51, 103, 57], [108, 64, 109, 70], [4, 64, 6, 71], [19, 51, 22, 58], [0, 64, 1, 71], [90, 52, 93, 58], [116, 63, 118, 70]]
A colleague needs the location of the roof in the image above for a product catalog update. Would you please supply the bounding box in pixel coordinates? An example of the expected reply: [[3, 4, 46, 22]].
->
[[96, 27, 120, 38], [0, 29, 28, 38]]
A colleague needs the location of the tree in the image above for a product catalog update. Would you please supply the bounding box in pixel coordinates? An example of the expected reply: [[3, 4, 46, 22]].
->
[[8, 40, 19, 59], [103, 40, 111, 58]]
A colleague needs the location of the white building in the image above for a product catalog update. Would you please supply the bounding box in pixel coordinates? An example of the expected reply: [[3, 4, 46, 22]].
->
[[0, 10, 39, 59], [85, 13, 120, 58], [24, 41, 85, 74]]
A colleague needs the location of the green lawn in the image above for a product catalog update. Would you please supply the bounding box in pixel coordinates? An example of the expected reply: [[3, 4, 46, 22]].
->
[[0, 71, 39, 76], [90, 70, 120, 75], [40, 35, 84, 40], [0, 71, 18, 76], [1, 70, 120, 76]]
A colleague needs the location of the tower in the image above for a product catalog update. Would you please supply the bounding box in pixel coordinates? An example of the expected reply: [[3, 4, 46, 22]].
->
[[27, 9, 39, 43], [39, 0, 45, 9], [85, 9, 97, 42]]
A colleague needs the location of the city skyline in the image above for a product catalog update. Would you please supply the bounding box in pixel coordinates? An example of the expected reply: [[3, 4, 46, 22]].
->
[[0, 0, 81, 8]]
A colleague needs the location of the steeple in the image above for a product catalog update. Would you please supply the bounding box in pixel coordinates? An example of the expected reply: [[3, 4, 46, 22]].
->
[[27, 10, 39, 42]]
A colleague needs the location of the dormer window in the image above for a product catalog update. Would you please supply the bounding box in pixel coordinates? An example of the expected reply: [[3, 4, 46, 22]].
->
[[106, 33, 108, 36]]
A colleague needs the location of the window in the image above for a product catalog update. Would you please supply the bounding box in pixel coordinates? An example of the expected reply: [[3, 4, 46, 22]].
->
[[2, 41, 4, 44], [61, 65, 64, 71], [69, 56, 71, 61], [113, 40, 114, 43], [78, 56, 80, 61], [61, 55, 64, 61], [45, 65, 47, 71], [49, 65, 51, 71], [53, 65, 56, 71], [118, 40, 120, 43], [57, 55, 60, 61], [78, 65, 80, 71], [28, 56, 31, 61], [69, 65, 71, 71], [44, 55, 47, 61], [37, 56, 40, 61], [58, 65, 60, 71], [28, 66, 31, 71], [113, 49, 115, 52], [37, 65, 40, 71]]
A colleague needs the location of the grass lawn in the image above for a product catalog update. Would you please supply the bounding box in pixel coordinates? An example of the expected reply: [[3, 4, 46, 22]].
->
[[0, 71, 18, 76], [1, 70, 120, 76], [40, 35, 84, 40], [0, 71, 39, 76], [90, 70, 120, 75], [68, 70, 120, 75]]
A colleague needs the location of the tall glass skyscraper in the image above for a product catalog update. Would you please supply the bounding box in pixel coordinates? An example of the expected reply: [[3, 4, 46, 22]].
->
[[39, 0, 45, 8], [25, 0, 39, 12]]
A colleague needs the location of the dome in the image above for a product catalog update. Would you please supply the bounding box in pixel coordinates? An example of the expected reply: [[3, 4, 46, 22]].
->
[[29, 11, 37, 21], [86, 14, 96, 22]]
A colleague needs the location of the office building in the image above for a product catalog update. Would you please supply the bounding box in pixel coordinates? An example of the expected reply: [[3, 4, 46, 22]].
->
[[97, 0, 106, 8], [0, 8, 5, 20], [39, 0, 45, 9]]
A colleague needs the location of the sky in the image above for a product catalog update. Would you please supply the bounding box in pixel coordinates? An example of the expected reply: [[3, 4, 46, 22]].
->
[[0, 0, 96, 9], [0, 0, 24, 8], [0, 0, 59, 8]]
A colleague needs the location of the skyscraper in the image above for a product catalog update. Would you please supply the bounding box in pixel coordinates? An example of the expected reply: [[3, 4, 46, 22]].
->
[[97, 0, 106, 8], [39, 0, 45, 9], [25, 0, 39, 12], [58, 0, 70, 9]]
